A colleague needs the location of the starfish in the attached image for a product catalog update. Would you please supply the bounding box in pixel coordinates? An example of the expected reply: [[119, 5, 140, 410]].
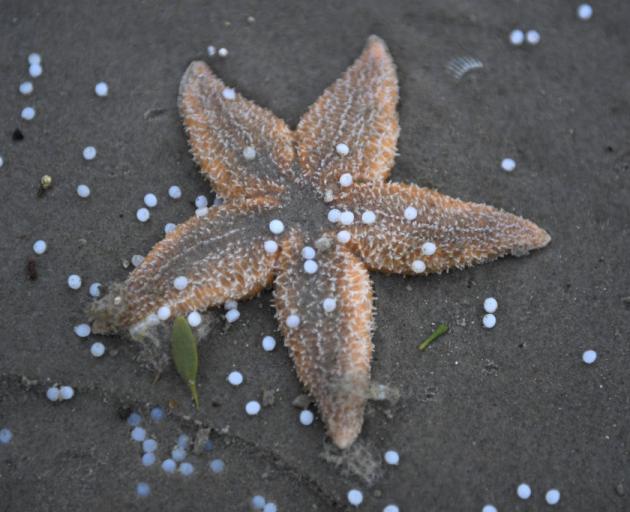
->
[[90, 36, 550, 449]]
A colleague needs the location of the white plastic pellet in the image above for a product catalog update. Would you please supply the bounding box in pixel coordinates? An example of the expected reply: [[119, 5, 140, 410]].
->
[[29, 63, 43, 78], [59, 386, 74, 400], [299, 409, 314, 426], [94, 82, 109, 97], [143, 439, 158, 453], [33, 240, 47, 255], [509, 29, 525, 46], [67, 274, 82, 290], [384, 450, 400, 465], [46, 386, 60, 402], [173, 276, 188, 290], [142, 452, 156, 466], [582, 350, 597, 364], [269, 219, 285, 235], [262, 335, 276, 351], [157, 306, 171, 321], [501, 158, 516, 172], [19, 81, 34, 95], [286, 314, 300, 328], [227, 371, 244, 386], [90, 342, 106, 358], [347, 489, 363, 507], [82, 146, 96, 160], [482, 313, 497, 329], [161, 459, 177, 473], [136, 482, 151, 497], [76, 184, 91, 198], [245, 400, 261, 416], [336, 143, 350, 156], [483, 297, 498, 313], [168, 185, 182, 199], [226, 309, 240, 323], [73, 323, 91, 338], [195, 195, 208, 208], [89, 283, 102, 298], [131, 427, 146, 442], [577, 3, 593, 20], [144, 193, 158, 208], [545, 489, 561, 505], [187, 311, 202, 327], [21, 107, 36, 120], [517, 483, 532, 500], [526, 30, 541, 45], [179, 462, 194, 476]]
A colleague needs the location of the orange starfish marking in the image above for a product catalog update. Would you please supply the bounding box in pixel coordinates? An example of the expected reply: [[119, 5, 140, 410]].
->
[[90, 36, 550, 449]]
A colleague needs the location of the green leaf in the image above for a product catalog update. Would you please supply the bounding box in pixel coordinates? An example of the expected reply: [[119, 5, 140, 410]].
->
[[418, 323, 449, 351], [170, 317, 200, 408]]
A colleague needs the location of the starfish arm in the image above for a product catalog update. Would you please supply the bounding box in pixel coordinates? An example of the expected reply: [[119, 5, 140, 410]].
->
[[90, 197, 283, 333], [296, 35, 399, 195], [274, 232, 374, 449], [179, 61, 296, 200], [334, 182, 551, 275]]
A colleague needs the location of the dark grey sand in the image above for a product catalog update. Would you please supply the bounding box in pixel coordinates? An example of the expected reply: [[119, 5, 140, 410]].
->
[[1, 1, 630, 510]]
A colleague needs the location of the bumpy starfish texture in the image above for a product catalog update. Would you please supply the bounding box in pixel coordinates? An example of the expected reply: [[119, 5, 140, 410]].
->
[[90, 36, 550, 449]]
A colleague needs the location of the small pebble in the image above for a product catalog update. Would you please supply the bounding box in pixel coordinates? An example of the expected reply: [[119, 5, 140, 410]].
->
[[94, 82, 109, 97], [19, 81, 34, 95], [59, 386, 74, 400], [336, 143, 350, 156], [577, 3, 593, 20], [67, 274, 82, 290], [218, 47, 228, 58], [21, 107, 36, 120], [136, 482, 151, 497], [150, 407, 165, 422], [195, 195, 208, 208], [482, 313, 497, 329], [384, 450, 400, 465], [46, 386, 60, 402], [264, 240, 278, 254], [582, 349, 597, 364], [136, 208, 150, 222], [545, 489, 561, 505], [187, 311, 202, 327], [32, 240, 47, 255], [210, 458, 225, 473], [90, 342, 106, 358], [526, 30, 541, 45], [179, 462, 194, 476], [245, 400, 261, 416], [227, 371, 244, 386], [299, 409, 314, 426], [161, 459, 177, 473], [76, 184, 91, 198], [144, 193, 158, 208], [482, 506, 497, 512], [0, 428, 13, 445], [251, 495, 266, 510], [143, 439, 158, 453], [262, 335, 276, 351], [226, 309, 240, 323], [29, 63, 43, 78], [131, 427, 146, 442], [164, 223, 176, 234], [517, 483, 532, 500], [141, 452, 156, 466], [347, 489, 363, 507], [131, 255, 144, 267], [157, 306, 171, 321], [89, 283, 102, 298], [73, 323, 91, 337], [501, 158, 516, 172], [127, 412, 142, 426], [168, 185, 182, 199], [173, 276, 188, 290], [509, 29, 525, 46], [82, 146, 97, 160], [383, 506, 399, 512], [483, 297, 498, 313], [286, 314, 300, 328]]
